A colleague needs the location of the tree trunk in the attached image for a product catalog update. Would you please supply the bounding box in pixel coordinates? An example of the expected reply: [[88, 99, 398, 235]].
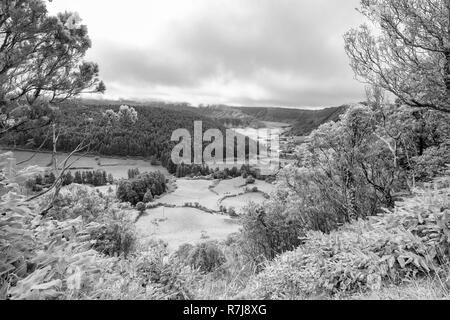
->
[[52, 124, 57, 171], [445, 50, 450, 99]]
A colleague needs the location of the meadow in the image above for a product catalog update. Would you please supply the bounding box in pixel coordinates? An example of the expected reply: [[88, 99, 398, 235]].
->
[[6, 149, 168, 179], [134, 177, 275, 250]]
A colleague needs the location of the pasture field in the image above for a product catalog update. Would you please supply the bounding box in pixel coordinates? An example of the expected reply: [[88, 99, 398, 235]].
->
[[5, 149, 168, 179], [219, 193, 267, 215], [156, 179, 220, 209], [134, 177, 274, 250], [135, 207, 241, 252]]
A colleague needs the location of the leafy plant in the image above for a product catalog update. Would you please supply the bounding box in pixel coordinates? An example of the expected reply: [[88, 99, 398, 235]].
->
[[244, 178, 450, 299]]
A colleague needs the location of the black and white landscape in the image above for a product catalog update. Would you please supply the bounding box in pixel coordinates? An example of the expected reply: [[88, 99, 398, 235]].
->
[[1, 0, 450, 302]]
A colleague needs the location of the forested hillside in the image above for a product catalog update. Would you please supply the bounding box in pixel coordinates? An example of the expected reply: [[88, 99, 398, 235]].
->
[[237, 105, 347, 135], [195, 105, 263, 128], [0, 101, 226, 173]]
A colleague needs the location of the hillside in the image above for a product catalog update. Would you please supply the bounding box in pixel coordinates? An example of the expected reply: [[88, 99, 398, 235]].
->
[[0, 101, 226, 174], [195, 105, 264, 128], [76, 99, 349, 136], [162, 103, 348, 136], [237, 105, 348, 136]]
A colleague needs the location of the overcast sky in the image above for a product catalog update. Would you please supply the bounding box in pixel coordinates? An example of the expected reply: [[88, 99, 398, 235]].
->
[[47, 0, 367, 108]]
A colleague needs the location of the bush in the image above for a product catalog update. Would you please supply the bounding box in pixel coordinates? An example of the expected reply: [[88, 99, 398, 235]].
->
[[136, 202, 146, 215], [48, 185, 108, 222], [413, 142, 450, 181], [244, 180, 450, 299], [143, 190, 154, 203], [228, 207, 238, 218], [246, 176, 256, 184], [180, 241, 227, 273], [90, 210, 137, 258], [240, 204, 306, 263]]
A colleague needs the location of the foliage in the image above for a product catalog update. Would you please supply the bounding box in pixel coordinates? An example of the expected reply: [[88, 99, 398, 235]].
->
[[89, 209, 137, 258], [228, 207, 238, 218], [116, 172, 166, 206], [0, 0, 104, 141], [128, 168, 140, 180], [1, 102, 226, 174], [0, 154, 195, 300], [46, 185, 108, 222], [175, 241, 226, 273], [246, 176, 256, 185], [136, 202, 146, 215], [267, 105, 450, 238], [240, 203, 306, 262], [143, 190, 154, 203], [413, 143, 450, 181], [344, 0, 450, 113], [244, 178, 450, 299]]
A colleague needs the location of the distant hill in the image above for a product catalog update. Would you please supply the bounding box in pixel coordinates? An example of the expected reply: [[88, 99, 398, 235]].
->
[[194, 105, 264, 128], [78, 99, 349, 136], [185, 104, 348, 135], [236, 105, 348, 136]]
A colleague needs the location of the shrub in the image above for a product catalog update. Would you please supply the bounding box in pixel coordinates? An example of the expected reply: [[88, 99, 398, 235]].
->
[[130, 241, 194, 300], [246, 176, 256, 185], [90, 210, 137, 258], [185, 242, 226, 273], [228, 207, 238, 218], [413, 142, 450, 181], [143, 190, 154, 203], [48, 185, 108, 222], [240, 204, 306, 263], [244, 180, 450, 299], [136, 202, 146, 215]]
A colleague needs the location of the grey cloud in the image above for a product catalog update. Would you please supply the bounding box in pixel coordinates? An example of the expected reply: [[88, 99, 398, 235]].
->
[[92, 0, 366, 107]]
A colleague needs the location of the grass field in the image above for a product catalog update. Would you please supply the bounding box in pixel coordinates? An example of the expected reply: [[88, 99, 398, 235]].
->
[[6, 149, 168, 179], [135, 207, 241, 251], [220, 193, 267, 214], [135, 177, 274, 250]]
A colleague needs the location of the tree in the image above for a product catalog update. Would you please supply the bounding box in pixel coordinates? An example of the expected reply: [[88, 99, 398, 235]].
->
[[345, 0, 450, 113], [35, 174, 43, 185], [62, 171, 73, 186], [45, 172, 56, 185], [128, 168, 140, 179], [143, 190, 154, 203], [107, 173, 114, 185], [74, 171, 82, 184], [85, 171, 93, 185], [0, 0, 105, 137]]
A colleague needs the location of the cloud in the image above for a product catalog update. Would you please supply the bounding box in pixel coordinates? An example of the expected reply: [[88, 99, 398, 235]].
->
[[48, 0, 367, 107]]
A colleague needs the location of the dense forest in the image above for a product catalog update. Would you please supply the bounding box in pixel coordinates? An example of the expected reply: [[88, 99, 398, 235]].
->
[[0, 101, 226, 173]]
